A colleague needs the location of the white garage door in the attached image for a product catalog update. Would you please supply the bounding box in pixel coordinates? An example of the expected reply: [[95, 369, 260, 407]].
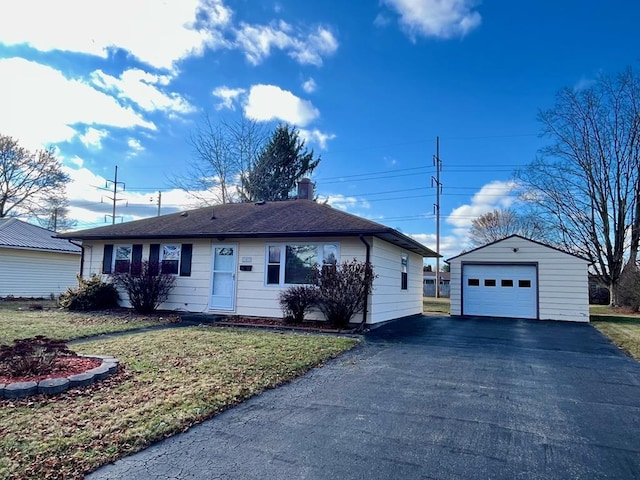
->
[[462, 264, 537, 319]]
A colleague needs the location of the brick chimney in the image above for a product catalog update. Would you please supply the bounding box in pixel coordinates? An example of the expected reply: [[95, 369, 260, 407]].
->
[[297, 178, 314, 200]]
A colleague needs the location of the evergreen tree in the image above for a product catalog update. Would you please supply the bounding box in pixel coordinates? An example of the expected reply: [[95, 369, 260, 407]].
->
[[241, 125, 320, 202]]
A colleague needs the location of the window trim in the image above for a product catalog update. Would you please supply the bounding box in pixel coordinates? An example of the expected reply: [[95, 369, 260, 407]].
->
[[113, 244, 133, 274], [160, 244, 181, 275], [265, 242, 340, 286]]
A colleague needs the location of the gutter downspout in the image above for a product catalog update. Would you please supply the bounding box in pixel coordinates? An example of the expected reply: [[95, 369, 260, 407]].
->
[[359, 235, 371, 332], [67, 240, 84, 278]]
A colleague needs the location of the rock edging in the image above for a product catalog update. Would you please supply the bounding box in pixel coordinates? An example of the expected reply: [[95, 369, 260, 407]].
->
[[0, 355, 119, 399]]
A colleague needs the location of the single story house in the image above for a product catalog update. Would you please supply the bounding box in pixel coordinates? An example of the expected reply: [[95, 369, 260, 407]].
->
[[60, 185, 438, 326], [0, 218, 82, 298], [447, 235, 589, 322], [423, 271, 450, 297]]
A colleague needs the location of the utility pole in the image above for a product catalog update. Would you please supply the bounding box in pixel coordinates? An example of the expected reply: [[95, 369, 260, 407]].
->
[[103, 166, 126, 224], [151, 191, 162, 216], [432, 137, 443, 298]]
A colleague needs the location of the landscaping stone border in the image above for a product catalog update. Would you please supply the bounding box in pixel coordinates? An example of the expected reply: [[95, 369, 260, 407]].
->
[[0, 355, 119, 399]]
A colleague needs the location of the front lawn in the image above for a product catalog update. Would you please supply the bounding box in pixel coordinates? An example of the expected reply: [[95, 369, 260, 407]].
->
[[0, 326, 357, 479], [590, 305, 640, 360], [0, 300, 176, 344]]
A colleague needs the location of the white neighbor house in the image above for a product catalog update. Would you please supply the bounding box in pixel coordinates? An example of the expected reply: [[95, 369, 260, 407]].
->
[[447, 235, 590, 322], [61, 184, 437, 326], [0, 218, 81, 298]]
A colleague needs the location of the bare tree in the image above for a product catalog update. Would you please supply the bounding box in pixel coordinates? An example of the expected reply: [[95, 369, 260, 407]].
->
[[469, 208, 546, 247], [172, 114, 267, 205], [33, 195, 77, 232], [0, 134, 70, 218], [517, 68, 640, 304]]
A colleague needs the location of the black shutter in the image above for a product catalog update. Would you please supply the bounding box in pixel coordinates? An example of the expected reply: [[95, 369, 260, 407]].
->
[[102, 244, 113, 274], [180, 244, 192, 277], [149, 244, 160, 275], [131, 244, 143, 275]]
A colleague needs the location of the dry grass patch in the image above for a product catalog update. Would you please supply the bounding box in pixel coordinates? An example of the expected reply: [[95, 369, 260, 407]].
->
[[0, 301, 177, 344], [0, 327, 357, 479], [423, 297, 450, 314], [592, 316, 640, 360]]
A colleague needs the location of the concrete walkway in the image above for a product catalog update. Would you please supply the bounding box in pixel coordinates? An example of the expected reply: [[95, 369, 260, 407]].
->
[[87, 316, 640, 480]]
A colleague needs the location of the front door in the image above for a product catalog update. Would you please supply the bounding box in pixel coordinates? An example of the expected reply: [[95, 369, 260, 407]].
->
[[210, 245, 237, 311]]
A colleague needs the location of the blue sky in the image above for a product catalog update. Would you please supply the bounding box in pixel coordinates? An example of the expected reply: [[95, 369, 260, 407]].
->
[[1, 0, 638, 262]]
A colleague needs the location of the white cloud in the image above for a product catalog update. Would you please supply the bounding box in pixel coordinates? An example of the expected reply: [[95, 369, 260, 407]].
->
[[234, 22, 338, 66], [409, 232, 460, 258], [128, 138, 144, 153], [381, 0, 481, 39], [299, 128, 336, 150], [244, 84, 319, 126], [302, 78, 317, 94], [90, 69, 194, 115], [212, 86, 246, 110], [79, 128, 108, 149], [0, 0, 231, 71], [320, 194, 371, 211], [0, 58, 155, 150], [445, 180, 518, 247]]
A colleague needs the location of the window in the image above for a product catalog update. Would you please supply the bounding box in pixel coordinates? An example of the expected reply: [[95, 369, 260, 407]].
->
[[114, 245, 132, 273], [519, 280, 531, 288], [266, 243, 339, 285], [484, 279, 496, 287], [501, 279, 514, 287], [468, 278, 480, 286], [161, 244, 181, 274], [401, 254, 408, 290]]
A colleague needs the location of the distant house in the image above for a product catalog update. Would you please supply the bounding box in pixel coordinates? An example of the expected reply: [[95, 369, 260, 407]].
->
[[0, 218, 81, 298], [423, 271, 450, 297], [60, 182, 438, 326]]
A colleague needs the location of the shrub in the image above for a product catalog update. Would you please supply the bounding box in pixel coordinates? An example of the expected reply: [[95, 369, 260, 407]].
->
[[58, 275, 120, 311], [311, 259, 376, 328], [618, 266, 640, 311], [0, 336, 75, 377], [279, 285, 319, 324], [112, 260, 176, 313]]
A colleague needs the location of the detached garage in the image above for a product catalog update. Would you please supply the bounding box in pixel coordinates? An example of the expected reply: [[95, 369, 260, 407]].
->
[[447, 235, 590, 322]]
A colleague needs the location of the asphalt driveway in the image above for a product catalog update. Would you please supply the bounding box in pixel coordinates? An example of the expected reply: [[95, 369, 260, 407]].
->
[[88, 316, 640, 480]]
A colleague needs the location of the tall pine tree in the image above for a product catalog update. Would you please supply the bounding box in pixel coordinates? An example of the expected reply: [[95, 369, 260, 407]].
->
[[241, 125, 320, 202]]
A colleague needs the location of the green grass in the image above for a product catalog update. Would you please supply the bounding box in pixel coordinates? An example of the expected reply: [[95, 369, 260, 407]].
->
[[0, 301, 177, 344], [423, 297, 450, 314], [0, 326, 357, 479], [590, 305, 640, 361]]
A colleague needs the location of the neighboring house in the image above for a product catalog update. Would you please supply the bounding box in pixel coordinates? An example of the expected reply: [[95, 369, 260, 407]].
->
[[423, 272, 450, 297], [60, 184, 438, 326], [447, 235, 589, 322], [0, 218, 81, 298]]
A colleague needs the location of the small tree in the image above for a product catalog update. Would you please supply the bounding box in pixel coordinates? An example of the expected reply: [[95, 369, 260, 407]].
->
[[311, 259, 376, 328], [0, 336, 75, 377], [112, 260, 176, 313], [278, 285, 319, 324]]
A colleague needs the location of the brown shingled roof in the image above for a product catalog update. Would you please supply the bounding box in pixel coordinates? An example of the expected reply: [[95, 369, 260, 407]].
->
[[60, 199, 437, 257]]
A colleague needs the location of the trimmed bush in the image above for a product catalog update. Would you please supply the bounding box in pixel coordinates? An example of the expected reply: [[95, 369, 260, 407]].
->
[[311, 259, 376, 328], [112, 260, 176, 313], [0, 336, 75, 377], [58, 275, 120, 311], [279, 285, 319, 324]]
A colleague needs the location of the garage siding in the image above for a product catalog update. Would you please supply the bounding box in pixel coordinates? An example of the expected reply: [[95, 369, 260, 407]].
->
[[449, 236, 589, 322], [0, 247, 81, 297]]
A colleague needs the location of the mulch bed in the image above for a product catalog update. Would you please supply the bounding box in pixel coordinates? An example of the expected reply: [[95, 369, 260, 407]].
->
[[0, 356, 101, 384], [217, 316, 357, 332]]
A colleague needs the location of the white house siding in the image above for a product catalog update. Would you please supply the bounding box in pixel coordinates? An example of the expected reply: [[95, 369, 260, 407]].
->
[[448, 236, 589, 322], [233, 237, 366, 320], [0, 247, 80, 297], [368, 237, 424, 324], [83, 240, 212, 313]]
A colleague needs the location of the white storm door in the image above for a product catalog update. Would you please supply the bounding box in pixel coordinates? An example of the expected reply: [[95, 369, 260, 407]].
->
[[210, 245, 237, 311]]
